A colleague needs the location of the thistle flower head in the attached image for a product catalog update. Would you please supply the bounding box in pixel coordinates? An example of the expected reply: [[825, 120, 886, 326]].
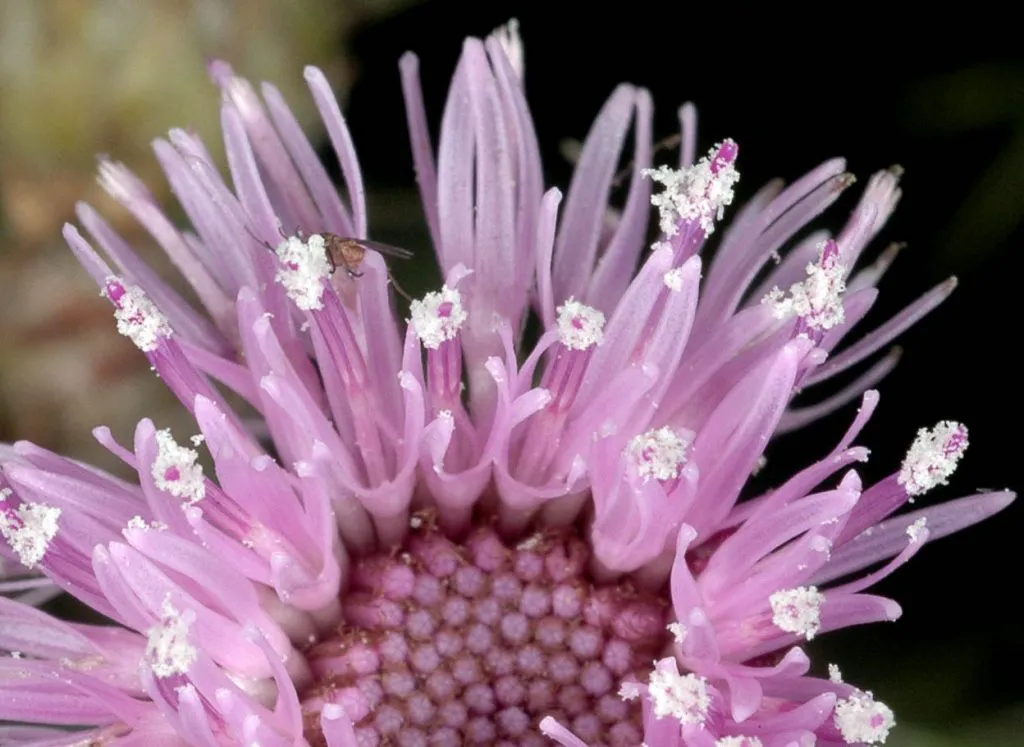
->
[[0, 22, 1014, 747]]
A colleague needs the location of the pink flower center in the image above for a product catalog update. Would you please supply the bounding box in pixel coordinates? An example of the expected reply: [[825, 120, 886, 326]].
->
[[300, 525, 669, 746]]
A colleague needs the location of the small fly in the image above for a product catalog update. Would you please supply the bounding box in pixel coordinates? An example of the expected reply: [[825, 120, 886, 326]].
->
[[317, 233, 415, 280], [254, 227, 415, 300]]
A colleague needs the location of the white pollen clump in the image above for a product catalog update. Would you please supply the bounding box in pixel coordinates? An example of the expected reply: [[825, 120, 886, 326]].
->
[[618, 681, 641, 701], [764, 242, 847, 330], [275, 233, 332, 311], [897, 421, 968, 496], [0, 499, 61, 569], [146, 596, 198, 678], [107, 280, 173, 352], [667, 621, 688, 644], [715, 738, 764, 747], [644, 141, 739, 237], [152, 430, 206, 505], [770, 586, 826, 640], [906, 517, 928, 543], [829, 663, 844, 683], [556, 298, 605, 350], [647, 659, 711, 725], [834, 692, 895, 745], [663, 267, 685, 292], [124, 516, 167, 535], [626, 427, 690, 482], [410, 285, 468, 350]]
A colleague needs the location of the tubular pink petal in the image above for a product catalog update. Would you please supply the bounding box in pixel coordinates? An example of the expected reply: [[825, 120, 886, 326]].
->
[[704, 171, 853, 328], [210, 62, 321, 232], [304, 66, 367, 239], [0, 598, 103, 660], [806, 277, 957, 386], [817, 491, 1015, 584], [399, 52, 441, 249], [778, 346, 901, 434], [743, 692, 836, 735], [3, 462, 142, 530], [161, 130, 267, 297], [534, 187, 563, 328], [687, 340, 805, 535], [554, 84, 640, 306], [836, 475, 908, 544], [261, 81, 354, 235], [131, 420, 194, 538], [436, 53, 476, 273], [540, 716, 590, 747], [827, 526, 929, 597], [120, 525, 294, 657], [220, 103, 282, 243], [818, 593, 902, 632], [485, 34, 544, 275], [703, 159, 846, 305], [173, 683, 222, 747], [352, 252, 408, 429], [837, 168, 902, 268], [105, 542, 275, 679], [462, 41, 518, 310], [591, 443, 699, 574], [96, 158, 233, 324], [701, 478, 861, 600], [574, 246, 678, 406], [177, 338, 261, 405], [321, 704, 360, 747], [700, 179, 784, 299], [679, 102, 697, 169], [661, 302, 782, 423], [298, 443, 375, 556], [75, 202, 229, 354], [846, 241, 905, 293], [0, 661, 146, 725], [669, 525, 703, 621], [813, 286, 879, 357]]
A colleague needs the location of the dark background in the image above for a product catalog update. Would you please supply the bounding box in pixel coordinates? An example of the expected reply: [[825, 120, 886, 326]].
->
[[341, 2, 1023, 741]]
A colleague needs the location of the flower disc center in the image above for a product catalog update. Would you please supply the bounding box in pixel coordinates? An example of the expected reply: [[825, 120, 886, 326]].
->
[[300, 523, 670, 746]]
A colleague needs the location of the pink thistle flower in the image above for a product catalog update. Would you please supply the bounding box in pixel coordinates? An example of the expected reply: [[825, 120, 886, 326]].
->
[[0, 22, 1014, 747]]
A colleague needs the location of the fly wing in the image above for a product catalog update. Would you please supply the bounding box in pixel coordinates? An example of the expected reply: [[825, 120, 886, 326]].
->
[[356, 238, 415, 260]]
